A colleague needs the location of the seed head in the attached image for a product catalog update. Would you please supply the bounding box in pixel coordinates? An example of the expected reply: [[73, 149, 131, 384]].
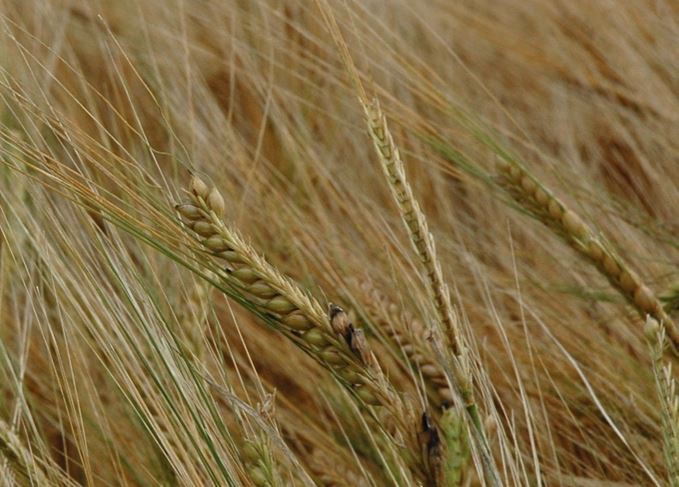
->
[[192, 221, 216, 237], [634, 285, 656, 313], [204, 236, 230, 252], [303, 328, 329, 348], [266, 295, 295, 314], [282, 311, 313, 330], [619, 270, 639, 293], [562, 210, 588, 239]]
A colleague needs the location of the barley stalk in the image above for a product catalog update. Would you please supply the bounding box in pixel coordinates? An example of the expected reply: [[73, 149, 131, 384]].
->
[[645, 317, 679, 486], [495, 159, 679, 348]]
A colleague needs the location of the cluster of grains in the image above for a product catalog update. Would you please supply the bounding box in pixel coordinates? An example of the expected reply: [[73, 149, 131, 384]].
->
[[419, 412, 443, 483], [176, 175, 381, 405], [363, 99, 460, 354], [359, 281, 453, 406], [645, 317, 679, 486], [0, 420, 50, 485], [496, 160, 679, 347], [241, 437, 281, 487], [439, 408, 471, 486], [363, 99, 499, 485], [305, 450, 370, 487], [177, 279, 211, 361], [176, 176, 434, 483]]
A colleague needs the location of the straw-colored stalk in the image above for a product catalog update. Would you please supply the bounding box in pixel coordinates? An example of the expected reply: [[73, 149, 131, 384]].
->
[[496, 159, 679, 348], [645, 317, 679, 486]]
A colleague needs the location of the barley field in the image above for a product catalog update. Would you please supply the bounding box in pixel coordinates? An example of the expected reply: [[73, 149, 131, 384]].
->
[[0, 0, 678, 485]]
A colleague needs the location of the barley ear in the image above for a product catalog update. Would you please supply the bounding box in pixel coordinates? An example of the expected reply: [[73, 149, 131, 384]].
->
[[645, 316, 679, 486], [175, 176, 432, 481], [0, 420, 51, 486], [362, 98, 461, 355], [496, 160, 679, 349], [440, 408, 471, 486], [360, 100, 499, 485]]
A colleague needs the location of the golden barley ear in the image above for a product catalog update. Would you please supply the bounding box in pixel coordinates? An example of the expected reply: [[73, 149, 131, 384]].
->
[[176, 175, 381, 404], [175, 175, 433, 483], [362, 98, 461, 355], [496, 159, 679, 350], [358, 95, 500, 480]]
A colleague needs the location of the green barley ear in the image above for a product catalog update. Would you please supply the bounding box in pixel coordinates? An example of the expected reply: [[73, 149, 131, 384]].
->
[[645, 316, 679, 486], [241, 436, 282, 487], [0, 420, 50, 485], [439, 408, 471, 486]]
